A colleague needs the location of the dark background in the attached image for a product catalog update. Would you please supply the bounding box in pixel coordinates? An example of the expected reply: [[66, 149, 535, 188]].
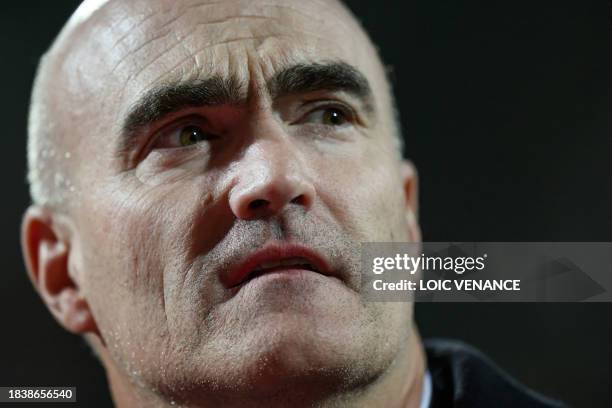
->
[[2, 1, 611, 407]]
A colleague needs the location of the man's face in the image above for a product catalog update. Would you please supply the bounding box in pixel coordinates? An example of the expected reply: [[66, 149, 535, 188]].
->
[[61, 0, 417, 403]]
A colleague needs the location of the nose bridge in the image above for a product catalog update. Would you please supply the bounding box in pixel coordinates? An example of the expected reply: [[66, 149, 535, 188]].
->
[[252, 134, 290, 173], [229, 129, 316, 219], [255, 134, 302, 181]]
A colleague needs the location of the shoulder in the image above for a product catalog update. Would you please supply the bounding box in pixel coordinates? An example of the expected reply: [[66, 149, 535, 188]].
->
[[424, 338, 568, 408]]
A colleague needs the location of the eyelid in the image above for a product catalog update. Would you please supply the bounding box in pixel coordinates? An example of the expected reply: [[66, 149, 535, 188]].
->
[[293, 100, 361, 126], [148, 115, 214, 150]]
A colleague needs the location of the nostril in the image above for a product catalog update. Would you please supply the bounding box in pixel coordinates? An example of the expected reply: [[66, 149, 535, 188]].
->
[[249, 199, 269, 210], [290, 195, 305, 205]]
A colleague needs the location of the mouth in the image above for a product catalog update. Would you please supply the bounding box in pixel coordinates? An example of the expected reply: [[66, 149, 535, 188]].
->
[[244, 257, 321, 282], [225, 243, 333, 289]]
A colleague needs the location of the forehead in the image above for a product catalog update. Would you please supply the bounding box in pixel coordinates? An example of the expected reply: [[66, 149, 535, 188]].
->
[[72, 0, 382, 113]]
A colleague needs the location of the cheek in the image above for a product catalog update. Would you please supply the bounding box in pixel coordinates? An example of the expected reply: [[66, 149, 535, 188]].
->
[[313, 144, 408, 242], [76, 190, 167, 333], [74, 178, 217, 355]]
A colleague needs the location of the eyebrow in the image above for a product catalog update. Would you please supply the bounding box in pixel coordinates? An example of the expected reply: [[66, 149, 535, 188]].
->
[[268, 62, 373, 109], [118, 61, 374, 156]]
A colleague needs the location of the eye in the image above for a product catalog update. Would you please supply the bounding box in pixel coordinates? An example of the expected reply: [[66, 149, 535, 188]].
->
[[152, 125, 216, 149], [302, 106, 352, 127], [178, 126, 209, 146]]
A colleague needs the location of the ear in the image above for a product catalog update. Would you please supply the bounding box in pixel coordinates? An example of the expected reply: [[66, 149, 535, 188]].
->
[[21, 206, 99, 336], [400, 160, 421, 242]]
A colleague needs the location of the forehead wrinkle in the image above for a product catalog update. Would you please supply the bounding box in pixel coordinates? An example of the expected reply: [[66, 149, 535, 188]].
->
[[110, 0, 354, 82], [102, 0, 364, 104], [125, 27, 346, 97], [118, 21, 291, 85], [110, 25, 175, 76], [101, 3, 273, 81], [107, 9, 161, 50], [61, 3, 160, 78], [140, 34, 294, 89], [113, 23, 282, 96]]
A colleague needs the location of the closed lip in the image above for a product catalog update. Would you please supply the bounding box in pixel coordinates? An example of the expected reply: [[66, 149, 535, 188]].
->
[[223, 242, 334, 289]]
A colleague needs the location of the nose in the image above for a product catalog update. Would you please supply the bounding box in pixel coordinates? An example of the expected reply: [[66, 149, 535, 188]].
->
[[229, 141, 316, 220]]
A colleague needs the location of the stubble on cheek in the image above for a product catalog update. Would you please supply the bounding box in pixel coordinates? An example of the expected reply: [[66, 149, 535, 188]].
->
[[76, 182, 208, 384], [319, 153, 409, 244]]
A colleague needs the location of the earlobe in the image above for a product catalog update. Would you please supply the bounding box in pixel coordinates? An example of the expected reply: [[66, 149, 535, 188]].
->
[[21, 206, 99, 335], [400, 160, 421, 242]]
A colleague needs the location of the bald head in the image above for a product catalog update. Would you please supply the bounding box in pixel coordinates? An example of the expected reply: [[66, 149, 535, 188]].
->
[[27, 0, 111, 208]]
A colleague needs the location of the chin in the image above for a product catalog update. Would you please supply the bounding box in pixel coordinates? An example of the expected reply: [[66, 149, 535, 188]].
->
[[206, 308, 400, 397], [133, 303, 406, 408], [212, 324, 382, 401]]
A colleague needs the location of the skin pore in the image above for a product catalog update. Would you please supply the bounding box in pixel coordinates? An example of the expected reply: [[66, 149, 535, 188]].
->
[[21, 0, 424, 407]]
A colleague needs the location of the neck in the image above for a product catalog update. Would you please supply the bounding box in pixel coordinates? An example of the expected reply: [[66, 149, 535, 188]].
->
[[96, 328, 426, 408]]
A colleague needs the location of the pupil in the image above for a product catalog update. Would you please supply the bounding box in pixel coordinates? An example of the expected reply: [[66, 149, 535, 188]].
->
[[327, 109, 343, 125], [188, 127, 201, 141], [181, 126, 204, 146]]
